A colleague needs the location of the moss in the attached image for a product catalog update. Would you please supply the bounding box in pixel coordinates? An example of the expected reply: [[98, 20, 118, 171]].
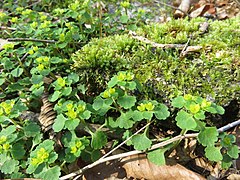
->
[[72, 17, 240, 105]]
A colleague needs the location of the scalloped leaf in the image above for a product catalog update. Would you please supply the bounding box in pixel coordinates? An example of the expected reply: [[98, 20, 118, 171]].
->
[[91, 131, 107, 149], [176, 110, 197, 130], [147, 148, 166, 166], [117, 95, 136, 109], [116, 112, 135, 129], [132, 134, 152, 151], [227, 145, 239, 159], [171, 96, 185, 108], [154, 104, 170, 120], [53, 114, 66, 132], [205, 146, 223, 162], [198, 127, 218, 146]]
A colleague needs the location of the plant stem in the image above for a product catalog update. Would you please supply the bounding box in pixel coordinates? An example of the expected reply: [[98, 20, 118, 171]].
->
[[165, 129, 187, 157]]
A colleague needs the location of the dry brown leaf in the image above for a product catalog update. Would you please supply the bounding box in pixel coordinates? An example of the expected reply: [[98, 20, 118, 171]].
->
[[82, 160, 127, 180], [227, 174, 240, 180], [121, 154, 206, 180], [38, 93, 56, 132], [190, 4, 212, 18]]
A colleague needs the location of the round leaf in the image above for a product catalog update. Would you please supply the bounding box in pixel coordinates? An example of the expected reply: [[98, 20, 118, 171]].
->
[[198, 127, 218, 146], [176, 110, 197, 130], [205, 146, 223, 162], [132, 134, 152, 151], [117, 95, 136, 109]]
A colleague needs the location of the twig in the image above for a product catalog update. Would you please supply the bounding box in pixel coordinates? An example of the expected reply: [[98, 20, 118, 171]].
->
[[129, 31, 202, 51], [7, 38, 57, 43], [0, 26, 17, 31], [60, 118, 240, 180], [60, 122, 152, 180]]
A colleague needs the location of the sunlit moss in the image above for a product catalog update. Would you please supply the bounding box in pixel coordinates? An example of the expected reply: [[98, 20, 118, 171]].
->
[[72, 17, 239, 105]]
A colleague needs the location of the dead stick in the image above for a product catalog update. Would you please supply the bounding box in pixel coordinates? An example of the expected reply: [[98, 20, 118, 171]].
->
[[8, 38, 57, 43], [59, 118, 240, 180], [129, 31, 202, 50]]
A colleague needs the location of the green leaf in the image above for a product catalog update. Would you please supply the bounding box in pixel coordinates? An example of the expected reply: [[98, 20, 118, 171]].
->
[[11, 67, 23, 77], [107, 75, 118, 88], [171, 96, 185, 108], [176, 110, 197, 130], [154, 104, 170, 120], [215, 105, 225, 115], [194, 110, 205, 120], [24, 122, 41, 137], [35, 166, 61, 180], [142, 111, 153, 120], [49, 91, 61, 102], [93, 96, 104, 110], [32, 86, 44, 96], [31, 75, 43, 84], [148, 149, 166, 166], [91, 150, 101, 162], [126, 81, 136, 90], [222, 154, 232, 169], [221, 134, 236, 147], [53, 114, 66, 132], [62, 86, 72, 96], [227, 145, 239, 159], [48, 152, 58, 164], [91, 131, 107, 149], [1, 159, 19, 174], [120, 14, 129, 23], [68, 73, 79, 83], [38, 139, 55, 152], [65, 119, 79, 130], [117, 95, 136, 109], [0, 125, 16, 136], [205, 146, 223, 162], [131, 110, 143, 121], [11, 143, 26, 160], [132, 134, 152, 151], [79, 110, 91, 119], [116, 112, 135, 129], [0, 78, 5, 86], [195, 119, 206, 131], [204, 106, 217, 114], [198, 127, 218, 146]]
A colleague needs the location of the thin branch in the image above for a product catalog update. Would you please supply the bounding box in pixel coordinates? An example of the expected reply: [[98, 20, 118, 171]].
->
[[129, 31, 202, 51], [0, 26, 17, 31], [60, 122, 152, 180], [7, 38, 57, 43], [59, 118, 240, 180]]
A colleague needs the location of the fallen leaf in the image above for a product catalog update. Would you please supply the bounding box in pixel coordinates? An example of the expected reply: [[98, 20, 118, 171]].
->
[[121, 154, 205, 180], [190, 4, 212, 18], [227, 174, 240, 180]]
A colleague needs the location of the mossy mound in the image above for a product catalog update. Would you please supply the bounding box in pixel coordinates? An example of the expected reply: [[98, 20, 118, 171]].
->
[[72, 17, 240, 105]]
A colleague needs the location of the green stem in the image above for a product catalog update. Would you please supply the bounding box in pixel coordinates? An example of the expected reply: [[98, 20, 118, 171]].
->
[[166, 129, 188, 157]]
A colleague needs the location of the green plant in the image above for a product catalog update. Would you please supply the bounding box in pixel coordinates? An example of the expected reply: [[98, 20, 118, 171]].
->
[[0, 1, 239, 179], [1, 70, 238, 179]]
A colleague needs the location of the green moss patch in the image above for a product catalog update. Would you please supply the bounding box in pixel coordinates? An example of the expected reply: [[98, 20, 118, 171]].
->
[[72, 17, 240, 105]]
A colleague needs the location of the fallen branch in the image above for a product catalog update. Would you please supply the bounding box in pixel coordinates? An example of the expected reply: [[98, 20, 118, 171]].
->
[[129, 31, 202, 53], [7, 38, 57, 43], [0, 26, 17, 31], [59, 118, 240, 180]]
